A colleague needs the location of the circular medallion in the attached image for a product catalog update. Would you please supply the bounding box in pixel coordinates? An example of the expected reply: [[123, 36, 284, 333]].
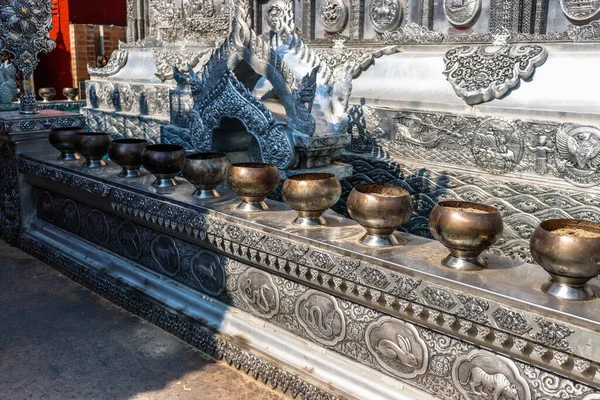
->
[[117, 221, 142, 260], [37, 191, 55, 222], [295, 290, 346, 345], [238, 268, 280, 319], [471, 119, 523, 174], [444, 0, 481, 27], [191, 250, 225, 296], [151, 234, 180, 277], [369, 0, 403, 33], [560, 0, 600, 21], [86, 209, 109, 245], [61, 199, 80, 233], [365, 317, 428, 379], [319, 0, 349, 33]]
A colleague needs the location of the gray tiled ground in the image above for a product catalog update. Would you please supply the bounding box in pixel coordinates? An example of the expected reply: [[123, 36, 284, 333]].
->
[[0, 241, 284, 400]]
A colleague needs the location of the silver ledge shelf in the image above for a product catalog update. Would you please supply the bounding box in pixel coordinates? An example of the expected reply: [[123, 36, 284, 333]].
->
[[17, 152, 600, 390]]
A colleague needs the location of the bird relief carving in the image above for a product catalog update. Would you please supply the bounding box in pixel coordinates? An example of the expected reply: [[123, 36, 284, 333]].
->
[[555, 124, 600, 187]]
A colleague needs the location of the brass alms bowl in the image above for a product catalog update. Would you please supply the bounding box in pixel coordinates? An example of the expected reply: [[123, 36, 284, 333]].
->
[[109, 138, 148, 177], [226, 162, 280, 211], [74, 132, 112, 168], [39, 87, 56, 102], [347, 183, 412, 247], [49, 127, 84, 161], [183, 152, 230, 199], [142, 144, 186, 188], [429, 200, 503, 271], [63, 87, 79, 101], [530, 219, 600, 301], [282, 173, 341, 226]]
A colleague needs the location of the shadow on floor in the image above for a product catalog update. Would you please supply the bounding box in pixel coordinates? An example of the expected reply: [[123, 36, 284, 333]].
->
[[0, 242, 283, 400]]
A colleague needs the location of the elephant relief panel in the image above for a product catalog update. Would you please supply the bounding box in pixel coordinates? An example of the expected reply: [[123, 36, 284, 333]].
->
[[365, 316, 428, 379], [295, 290, 346, 345], [238, 268, 280, 319], [452, 350, 531, 400]]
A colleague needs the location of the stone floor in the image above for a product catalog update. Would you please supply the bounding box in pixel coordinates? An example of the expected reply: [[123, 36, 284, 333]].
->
[[0, 241, 285, 400]]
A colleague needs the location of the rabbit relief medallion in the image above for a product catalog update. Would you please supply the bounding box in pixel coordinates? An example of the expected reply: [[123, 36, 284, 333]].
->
[[366, 316, 428, 379]]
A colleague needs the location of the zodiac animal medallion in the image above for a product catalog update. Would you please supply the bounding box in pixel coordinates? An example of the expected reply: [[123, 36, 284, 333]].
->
[[365, 317, 428, 379], [319, 0, 348, 33], [295, 290, 346, 345], [444, 0, 481, 27], [369, 0, 402, 33]]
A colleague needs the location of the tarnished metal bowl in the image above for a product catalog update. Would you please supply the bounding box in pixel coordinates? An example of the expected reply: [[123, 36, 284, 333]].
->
[[109, 138, 148, 177], [183, 152, 230, 199], [49, 127, 84, 161], [142, 144, 186, 188], [39, 87, 56, 102], [226, 162, 280, 211], [530, 219, 600, 301], [74, 132, 112, 168], [63, 87, 79, 101], [282, 173, 341, 226], [347, 183, 412, 247], [429, 200, 503, 271]]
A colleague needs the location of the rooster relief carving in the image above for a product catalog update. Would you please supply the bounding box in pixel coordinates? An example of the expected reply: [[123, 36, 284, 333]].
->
[[376, 334, 418, 367], [556, 125, 600, 171]]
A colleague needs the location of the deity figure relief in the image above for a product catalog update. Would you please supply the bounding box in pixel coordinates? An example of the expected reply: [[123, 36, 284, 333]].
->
[[369, 0, 402, 32], [526, 135, 554, 175]]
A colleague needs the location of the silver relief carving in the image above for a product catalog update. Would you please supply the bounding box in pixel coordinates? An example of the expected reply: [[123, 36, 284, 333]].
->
[[560, 0, 600, 21], [88, 49, 128, 78], [295, 290, 346, 345], [37, 190, 55, 222], [421, 286, 456, 310], [452, 350, 531, 400], [86, 209, 109, 245], [531, 317, 574, 352], [381, 22, 444, 44], [190, 250, 226, 296], [319, 0, 349, 33], [238, 268, 280, 319], [444, 0, 481, 27], [443, 45, 548, 105], [492, 308, 531, 334], [117, 221, 142, 260], [151, 234, 180, 277], [471, 119, 524, 174], [369, 0, 402, 33], [365, 316, 428, 379], [555, 124, 600, 187], [61, 199, 80, 233], [457, 293, 489, 324]]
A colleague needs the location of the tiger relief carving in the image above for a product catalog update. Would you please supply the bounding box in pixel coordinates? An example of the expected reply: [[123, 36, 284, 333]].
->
[[460, 367, 519, 400], [452, 350, 531, 400]]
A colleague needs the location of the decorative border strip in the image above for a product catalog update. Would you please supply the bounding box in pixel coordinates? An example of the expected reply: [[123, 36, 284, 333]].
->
[[17, 234, 343, 400], [18, 156, 600, 388]]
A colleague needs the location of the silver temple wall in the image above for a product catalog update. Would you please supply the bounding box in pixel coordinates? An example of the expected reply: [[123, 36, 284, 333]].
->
[[81, 0, 600, 264], [16, 153, 600, 399]]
